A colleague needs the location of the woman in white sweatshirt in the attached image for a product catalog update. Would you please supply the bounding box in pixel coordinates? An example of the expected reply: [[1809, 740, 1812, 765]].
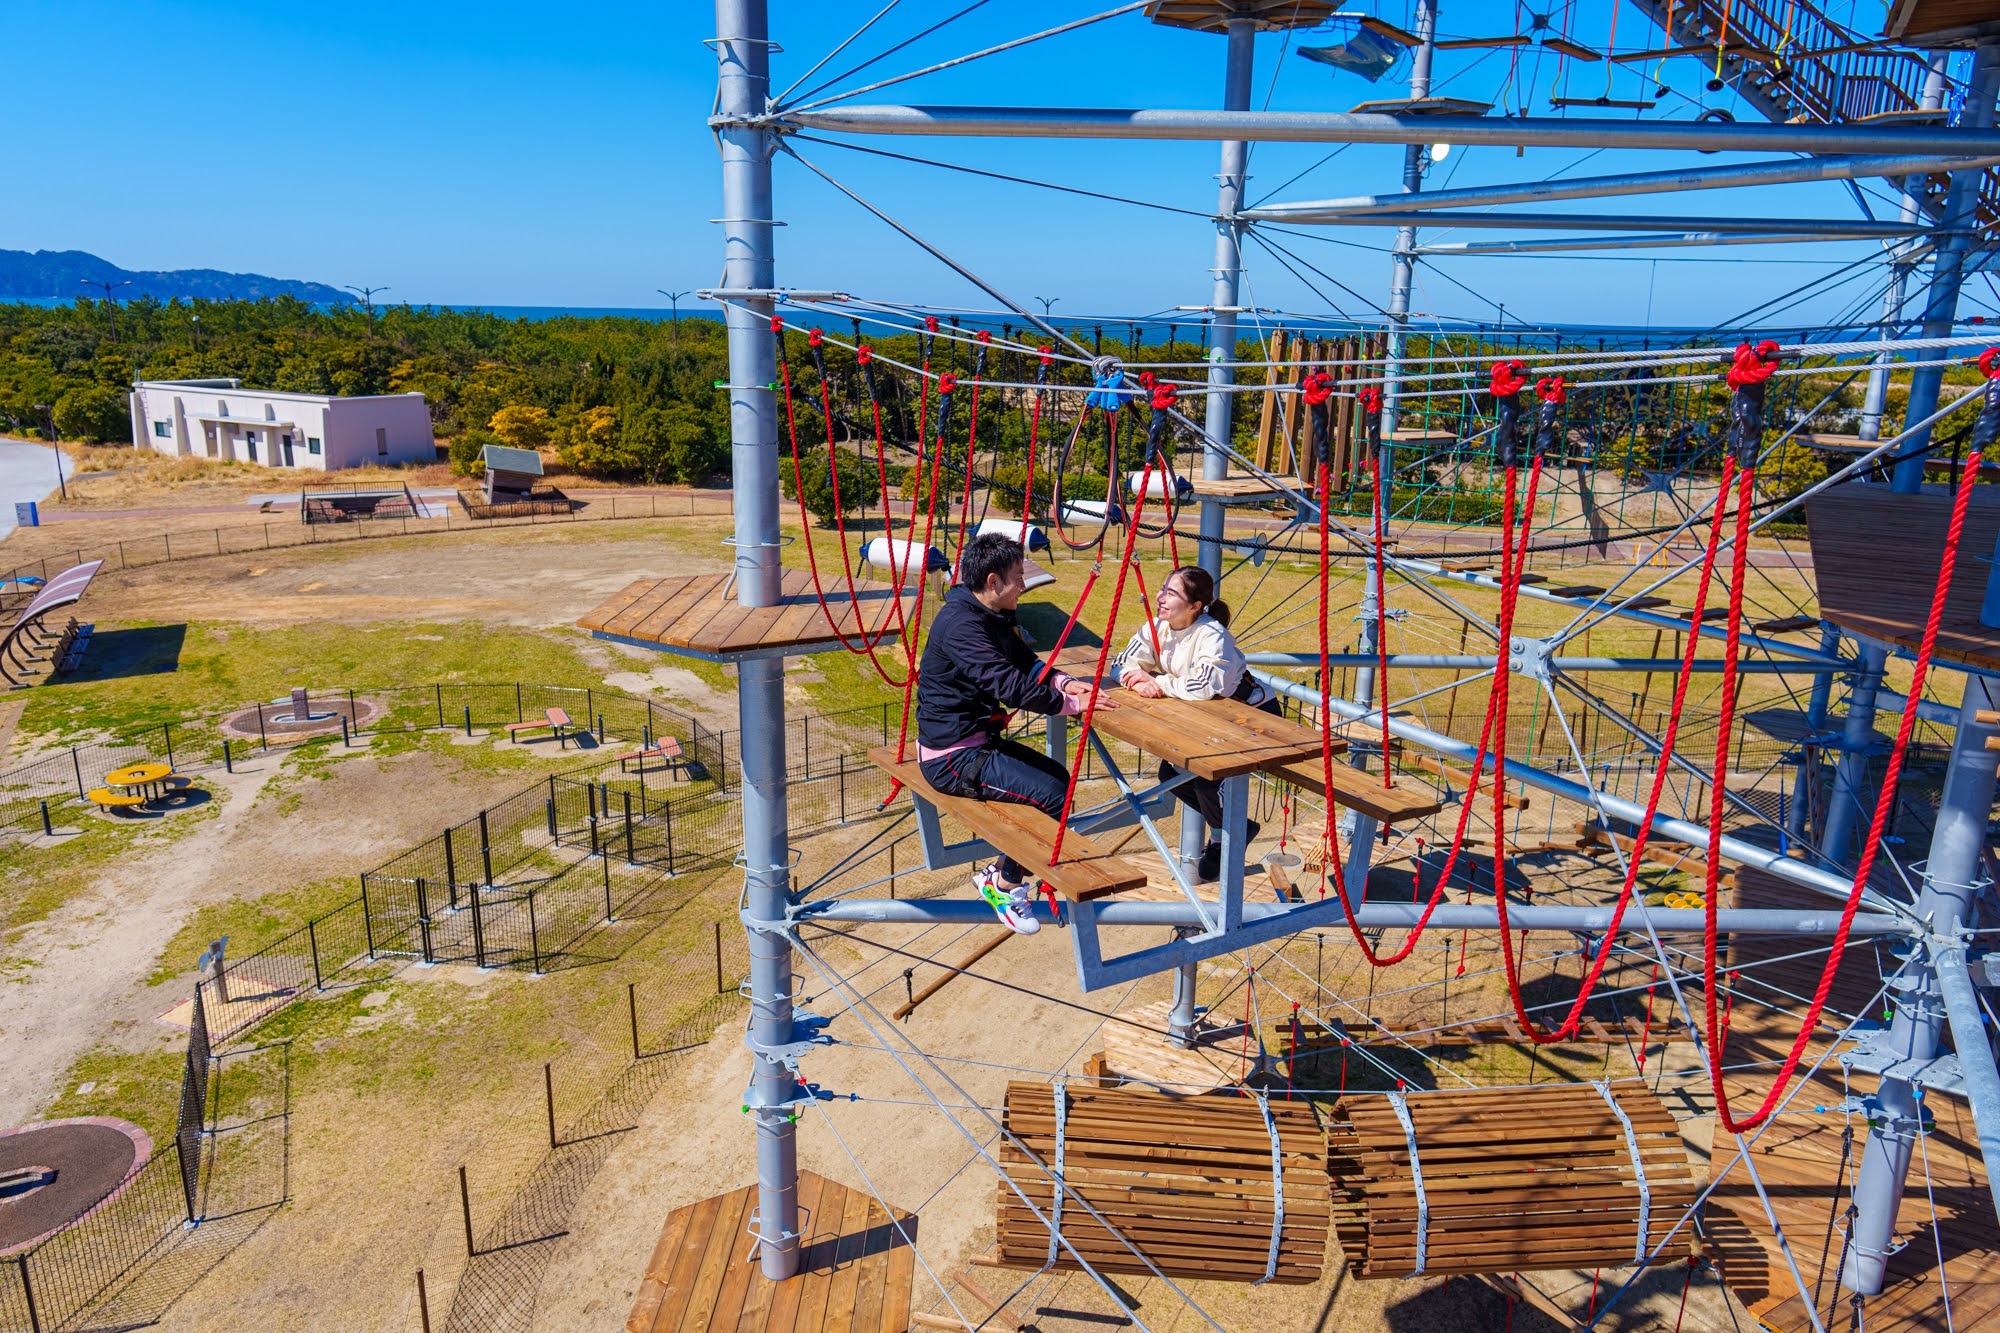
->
[[1113, 565, 1275, 881]]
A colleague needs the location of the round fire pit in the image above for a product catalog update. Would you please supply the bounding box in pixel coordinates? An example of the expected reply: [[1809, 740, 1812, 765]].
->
[[0, 1118, 151, 1255], [218, 692, 384, 743]]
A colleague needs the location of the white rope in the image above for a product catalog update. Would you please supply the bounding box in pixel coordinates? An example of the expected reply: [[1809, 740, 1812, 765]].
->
[[1045, 1077, 1067, 1271], [1386, 1091, 1427, 1277], [1595, 1079, 1653, 1266], [1254, 1091, 1285, 1285]]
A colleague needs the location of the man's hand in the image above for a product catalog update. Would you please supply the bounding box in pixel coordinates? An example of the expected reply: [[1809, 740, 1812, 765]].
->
[[1062, 675, 1118, 710]]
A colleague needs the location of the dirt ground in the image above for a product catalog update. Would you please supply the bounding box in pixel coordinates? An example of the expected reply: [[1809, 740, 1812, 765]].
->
[[0, 478, 1832, 1332]]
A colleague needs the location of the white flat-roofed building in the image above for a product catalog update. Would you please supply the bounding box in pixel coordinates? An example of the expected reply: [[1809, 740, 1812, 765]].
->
[[129, 379, 435, 471]]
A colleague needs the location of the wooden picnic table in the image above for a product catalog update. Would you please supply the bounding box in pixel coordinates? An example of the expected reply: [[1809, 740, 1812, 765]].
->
[[1043, 645, 1322, 780]]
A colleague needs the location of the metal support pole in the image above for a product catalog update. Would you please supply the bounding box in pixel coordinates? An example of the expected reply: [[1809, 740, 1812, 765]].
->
[[1891, 39, 2000, 488], [1382, 0, 1438, 447], [1845, 676, 2000, 1292], [1168, 927, 1199, 1050], [1821, 643, 1889, 870], [1343, 552, 1385, 891], [717, 0, 798, 1282], [1860, 55, 1951, 442], [1789, 623, 1841, 844], [1187, 14, 1254, 876]]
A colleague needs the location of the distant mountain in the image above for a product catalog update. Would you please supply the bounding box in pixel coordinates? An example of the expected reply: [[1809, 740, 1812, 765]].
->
[[0, 249, 350, 304]]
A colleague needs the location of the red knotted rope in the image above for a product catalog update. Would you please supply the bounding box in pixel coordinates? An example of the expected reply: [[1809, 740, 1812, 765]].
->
[[951, 329, 993, 569], [1725, 339, 1781, 388], [1490, 359, 1528, 398], [1017, 347, 1053, 550], [1048, 452, 1158, 867], [1704, 435, 1982, 1133], [779, 326, 907, 676]]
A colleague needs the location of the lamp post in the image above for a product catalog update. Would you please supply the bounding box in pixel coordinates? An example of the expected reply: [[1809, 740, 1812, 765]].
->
[[31, 405, 66, 500], [189, 313, 202, 354], [1034, 296, 1059, 319], [656, 289, 690, 334], [343, 285, 389, 337], [77, 279, 131, 340]]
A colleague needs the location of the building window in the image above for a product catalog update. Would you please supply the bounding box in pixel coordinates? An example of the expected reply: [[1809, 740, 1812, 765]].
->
[[153, 421, 171, 438], [376, 427, 388, 455], [308, 437, 322, 455]]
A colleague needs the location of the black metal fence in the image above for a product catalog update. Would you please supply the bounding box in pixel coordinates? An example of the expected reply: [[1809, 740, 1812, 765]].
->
[[1, 973, 215, 1333]]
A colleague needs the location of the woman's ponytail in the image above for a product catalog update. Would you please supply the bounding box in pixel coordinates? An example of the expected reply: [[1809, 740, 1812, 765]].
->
[[1208, 598, 1232, 629]]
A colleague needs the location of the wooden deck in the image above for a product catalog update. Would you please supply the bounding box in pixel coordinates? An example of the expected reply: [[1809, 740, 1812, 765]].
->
[[626, 1170, 917, 1333], [1805, 486, 2000, 670], [580, 571, 919, 661]]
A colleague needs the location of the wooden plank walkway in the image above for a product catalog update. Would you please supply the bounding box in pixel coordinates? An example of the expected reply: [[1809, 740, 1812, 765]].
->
[[626, 1170, 917, 1333], [580, 571, 918, 660]]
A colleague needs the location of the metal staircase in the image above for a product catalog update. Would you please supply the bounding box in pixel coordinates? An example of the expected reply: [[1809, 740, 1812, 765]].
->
[[1623, 0, 1998, 227]]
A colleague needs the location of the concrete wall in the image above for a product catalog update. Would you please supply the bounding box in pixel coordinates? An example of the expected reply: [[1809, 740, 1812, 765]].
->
[[129, 382, 433, 472]]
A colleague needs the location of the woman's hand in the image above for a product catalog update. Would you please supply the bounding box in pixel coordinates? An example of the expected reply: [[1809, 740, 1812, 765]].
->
[[1126, 672, 1166, 699], [1062, 675, 1118, 710]]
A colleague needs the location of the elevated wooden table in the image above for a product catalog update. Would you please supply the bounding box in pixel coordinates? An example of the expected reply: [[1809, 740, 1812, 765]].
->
[[579, 570, 919, 663]]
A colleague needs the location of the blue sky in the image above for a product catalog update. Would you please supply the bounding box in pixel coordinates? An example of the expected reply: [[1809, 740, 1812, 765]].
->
[[4, 0, 1975, 331]]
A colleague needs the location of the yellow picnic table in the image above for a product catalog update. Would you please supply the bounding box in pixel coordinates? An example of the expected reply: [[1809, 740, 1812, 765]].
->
[[104, 762, 176, 801]]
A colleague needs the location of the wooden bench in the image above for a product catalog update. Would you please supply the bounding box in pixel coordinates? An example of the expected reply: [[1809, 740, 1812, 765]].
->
[[614, 736, 686, 777], [868, 747, 1147, 902], [86, 787, 147, 810], [1273, 756, 1445, 823], [504, 706, 574, 746]]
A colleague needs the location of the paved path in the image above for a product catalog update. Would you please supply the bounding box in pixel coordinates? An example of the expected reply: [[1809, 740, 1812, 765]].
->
[[0, 438, 71, 537]]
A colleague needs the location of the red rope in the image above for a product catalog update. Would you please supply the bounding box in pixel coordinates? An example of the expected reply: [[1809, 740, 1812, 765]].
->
[[951, 330, 992, 571], [1705, 439, 1983, 1133], [1047, 453, 1157, 866], [1485, 456, 1734, 1045], [1017, 348, 1052, 549]]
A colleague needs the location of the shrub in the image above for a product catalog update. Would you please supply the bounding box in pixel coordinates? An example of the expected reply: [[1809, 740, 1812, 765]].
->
[[52, 384, 131, 444], [450, 428, 500, 478]]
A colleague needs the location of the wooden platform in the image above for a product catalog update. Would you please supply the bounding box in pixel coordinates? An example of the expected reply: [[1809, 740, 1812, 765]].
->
[[1325, 1083, 1701, 1278], [868, 746, 1147, 901], [1806, 486, 2000, 670], [992, 1080, 1330, 1283], [1089, 687, 1327, 781], [580, 571, 919, 661], [626, 1170, 916, 1333], [1187, 474, 1290, 500]]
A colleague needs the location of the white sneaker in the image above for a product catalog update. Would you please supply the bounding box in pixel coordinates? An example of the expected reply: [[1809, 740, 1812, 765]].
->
[[975, 863, 1042, 935]]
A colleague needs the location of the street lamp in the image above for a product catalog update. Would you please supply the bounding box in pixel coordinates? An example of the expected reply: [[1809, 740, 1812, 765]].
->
[[31, 405, 66, 500], [343, 284, 389, 336], [1034, 296, 1059, 318], [77, 279, 132, 341], [657, 289, 691, 333]]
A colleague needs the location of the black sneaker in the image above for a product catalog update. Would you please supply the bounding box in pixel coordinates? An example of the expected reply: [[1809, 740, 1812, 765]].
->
[[1197, 842, 1221, 883]]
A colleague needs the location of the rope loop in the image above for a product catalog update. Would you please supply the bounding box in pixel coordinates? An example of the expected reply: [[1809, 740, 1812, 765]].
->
[[1151, 381, 1180, 412], [937, 372, 958, 399], [1978, 347, 2000, 380], [855, 344, 872, 366], [924, 315, 940, 333], [807, 326, 824, 348], [1725, 339, 1781, 388], [1357, 385, 1383, 416], [1492, 362, 1526, 468], [1489, 359, 1528, 398], [1535, 375, 1567, 405], [1302, 370, 1336, 406], [769, 314, 783, 334]]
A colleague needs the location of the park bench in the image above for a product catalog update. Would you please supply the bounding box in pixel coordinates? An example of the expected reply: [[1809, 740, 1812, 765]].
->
[[85, 787, 147, 811], [614, 736, 687, 778], [1271, 757, 1445, 824], [504, 706, 575, 747], [869, 747, 1147, 902]]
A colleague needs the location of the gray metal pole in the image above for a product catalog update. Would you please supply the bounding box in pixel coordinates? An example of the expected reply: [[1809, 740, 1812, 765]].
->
[[1890, 39, 2000, 489], [1420, 230, 1927, 255], [1788, 623, 1841, 844], [1860, 56, 1951, 442], [799, 897, 1908, 936], [1244, 151, 2000, 221], [1380, 0, 1436, 445], [1816, 645, 1888, 869], [1292, 211, 1922, 236], [1168, 929, 1199, 1049], [1250, 668, 1905, 913], [715, 0, 798, 1282], [1342, 552, 1384, 891], [781, 106, 2000, 157], [1930, 936, 2000, 1230], [1844, 676, 2000, 1292], [1186, 15, 1255, 876]]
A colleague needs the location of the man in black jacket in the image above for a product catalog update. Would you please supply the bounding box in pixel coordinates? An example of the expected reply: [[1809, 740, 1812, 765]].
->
[[917, 533, 1109, 933]]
